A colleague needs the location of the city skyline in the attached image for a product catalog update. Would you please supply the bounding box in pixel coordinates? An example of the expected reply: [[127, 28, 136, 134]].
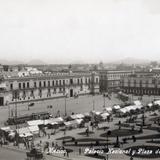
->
[[0, 0, 160, 63]]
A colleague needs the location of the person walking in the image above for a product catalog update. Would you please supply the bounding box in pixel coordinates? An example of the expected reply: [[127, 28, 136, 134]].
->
[[79, 147, 82, 155]]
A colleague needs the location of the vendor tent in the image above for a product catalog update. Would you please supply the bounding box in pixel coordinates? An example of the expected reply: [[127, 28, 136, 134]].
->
[[28, 126, 39, 135], [147, 103, 153, 108], [64, 119, 83, 128], [27, 120, 43, 126], [118, 105, 143, 115], [100, 112, 110, 120], [91, 110, 101, 115], [70, 114, 84, 120], [104, 107, 112, 113], [19, 132, 33, 138], [17, 127, 33, 138], [0, 126, 11, 132], [154, 100, 160, 106], [113, 105, 121, 110], [133, 100, 142, 106], [50, 117, 63, 124]]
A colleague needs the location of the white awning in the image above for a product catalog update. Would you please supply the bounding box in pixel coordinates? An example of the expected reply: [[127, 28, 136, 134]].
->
[[133, 100, 142, 106], [119, 105, 143, 114], [91, 110, 101, 115], [101, 112, 110, 120], [0, 126, 11, 132], [27, 120, 44, 126], [154, 100, 160, 105], [19, 132, 33, 138], [17, 127, 30, 135], [75, 118, 83, 124], [113, 105, 121, 110], [50, 117, 64, 124], [64, 119, 83, 127], [28, 125, 39, 134], [101, 112, 110, 117], [104, 107, 112, 113], [147, 103, 153, 107], [70, 114, 84, 119]]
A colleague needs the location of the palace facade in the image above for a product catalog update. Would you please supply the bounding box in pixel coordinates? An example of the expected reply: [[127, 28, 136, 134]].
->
[[0, 71, 99, 106], [99, 70, 133, 93]]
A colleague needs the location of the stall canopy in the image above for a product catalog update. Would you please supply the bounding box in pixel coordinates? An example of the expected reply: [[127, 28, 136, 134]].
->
[[147, 103, 153, 108], [17, 127, 32, 138], [118, 105, 143, 114], [70, 114, 84, 120], [84, 112, 90, 116], [91, 110, 101, 115], [153, 100, 160, 106], [119, 108, 128, 114], [64, 119, 83, 127], [19, 132, 33, 138], [17, 126, 38, 137], [49, 117, 63, 124], [104, 107, 112, 113], [28, 125, 39, 135], [27, 120, 43, 126], [133, 100, 142, 106], [0, 126, 11, 132], [27, 117, 63, 126], [113, 105, 121, 110], [100, 112, 110, 120]]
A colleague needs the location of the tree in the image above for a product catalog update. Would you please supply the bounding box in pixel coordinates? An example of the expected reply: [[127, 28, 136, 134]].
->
[[150, 61, 158, 67]]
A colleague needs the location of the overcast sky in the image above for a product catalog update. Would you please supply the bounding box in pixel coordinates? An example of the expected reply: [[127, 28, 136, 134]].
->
[[0, 0, 160, 64]]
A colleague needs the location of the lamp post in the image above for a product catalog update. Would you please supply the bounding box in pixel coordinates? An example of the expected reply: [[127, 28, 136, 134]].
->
[[14, 91, 19, 147], [103, 94, 106, 108], [106, 130, 111, 160], [93, 96, 95, 111], [14, 92, 18, 129], [64, 95, 67, 116], [8, 102, 10, 118]]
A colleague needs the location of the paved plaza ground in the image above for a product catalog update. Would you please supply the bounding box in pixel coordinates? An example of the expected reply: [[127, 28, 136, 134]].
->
[[0, 94, 123, 127]]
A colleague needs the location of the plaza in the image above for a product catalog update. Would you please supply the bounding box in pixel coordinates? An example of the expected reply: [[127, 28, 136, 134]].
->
[[1, 93, 160, 160]]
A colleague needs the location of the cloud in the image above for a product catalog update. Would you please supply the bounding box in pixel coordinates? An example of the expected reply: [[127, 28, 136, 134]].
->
[[0, 0, 160, 63]]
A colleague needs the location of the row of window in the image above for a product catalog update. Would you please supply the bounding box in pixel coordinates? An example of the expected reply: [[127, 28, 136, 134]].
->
[[10, 77, 96, 90], [12, 86, 87, 100], [101, 73, 131, 79], [13, 88, 66, 98], [121, 80, 159, 85], [124, 88, 160, 95]]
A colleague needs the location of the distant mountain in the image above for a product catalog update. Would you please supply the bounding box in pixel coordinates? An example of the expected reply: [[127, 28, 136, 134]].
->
[[0, 59, 47, 65], [0, 59, 24, 65], [27, 59, 47, 65], [109, 57, 150, 65], [70, 60, 86, 64]]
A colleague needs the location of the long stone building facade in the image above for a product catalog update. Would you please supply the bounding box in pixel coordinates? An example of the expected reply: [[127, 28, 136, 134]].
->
[[0, 71, 99, 106], [120, 75, 160, 96]]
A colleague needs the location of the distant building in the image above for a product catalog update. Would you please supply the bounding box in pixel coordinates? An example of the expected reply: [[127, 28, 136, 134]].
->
[[0, 71, 99, 106], [3, 65, 9, 72], [0, 65, 3, 72], [99, 70, 133, 93], [120, 72, 160, 96]]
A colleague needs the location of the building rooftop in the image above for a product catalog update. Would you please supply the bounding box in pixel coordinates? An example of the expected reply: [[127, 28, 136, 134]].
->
[[0, 71, 97, 80]]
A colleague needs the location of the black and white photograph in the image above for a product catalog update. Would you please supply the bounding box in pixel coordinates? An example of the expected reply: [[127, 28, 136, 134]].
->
[[1, 0, 160, 160]]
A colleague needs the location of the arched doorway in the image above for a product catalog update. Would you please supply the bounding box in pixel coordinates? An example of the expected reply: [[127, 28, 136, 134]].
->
[[0, 97, 4, 106], [70, 89, 73, 97]]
